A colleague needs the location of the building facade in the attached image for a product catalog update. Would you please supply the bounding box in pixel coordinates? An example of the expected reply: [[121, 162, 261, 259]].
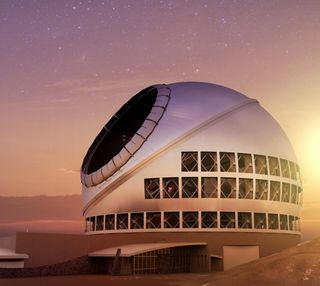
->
[[81, 82, 302, 274]]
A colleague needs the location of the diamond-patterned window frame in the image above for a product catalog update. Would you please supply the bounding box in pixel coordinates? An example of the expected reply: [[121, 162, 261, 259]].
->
[[254, 155, 268, 175], [238, 153, 253, 173], [163, 177, 179, 198], [182, 177, 198, 198], [164, 212, 180, 228], [201, 152, 217, 172], [238, 178, 253, 199], [90, 216, 95, 232], [181, 152, 198, 172], [201, 211, 218, 228], [255, 179, 268, 200], [280, 159, 290, 178], [254, 213, 267, 229], [280, 214, 288, 230], [146, 212, 161, 229], [289, 161, 297, 180], [298, 187, 303, 205], [182, 212, 199, 228], [117, 213, 128, 230], [268, 156, 280, 176], [270, 181, 280, 201], [220, 212, 235, 228], [296, 163, 302, 183], [96, 215, 104, 231], [289, 216, 300, 231], [86, 217, 94, 232], [144, 178, 160, 199], [268, 213, 279, 230], [291, 185, 298, 204], [220, 152, 236, 172], [281, 182, 290, 202], [130, 212, 144, 229], [105, 214, 115, 230], [220, 177, 236, 198], [238, 212, 252, 229], [201, 177, 218, 198]]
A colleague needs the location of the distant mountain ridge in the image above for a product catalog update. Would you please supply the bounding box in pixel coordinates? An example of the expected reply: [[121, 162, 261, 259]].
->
[[0, 195, 83, 236]]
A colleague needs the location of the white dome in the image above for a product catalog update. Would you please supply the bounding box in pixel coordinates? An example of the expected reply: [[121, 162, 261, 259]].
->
[[81, 82, 301, 238]]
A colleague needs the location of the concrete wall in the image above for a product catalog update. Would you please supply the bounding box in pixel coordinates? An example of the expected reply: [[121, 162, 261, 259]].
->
[[0, 236, 16, 250], [16, 231, 300, 268], [223, 245, 259, 270]]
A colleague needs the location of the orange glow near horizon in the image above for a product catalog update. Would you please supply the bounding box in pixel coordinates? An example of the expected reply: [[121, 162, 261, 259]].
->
[[0, 1, 320, 238]]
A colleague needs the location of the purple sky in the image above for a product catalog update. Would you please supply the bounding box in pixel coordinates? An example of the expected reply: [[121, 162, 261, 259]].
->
[[0, 1, 319, 235]]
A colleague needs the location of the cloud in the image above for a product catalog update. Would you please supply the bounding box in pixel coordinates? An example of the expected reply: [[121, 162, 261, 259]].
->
[[58, 168, 79, 174]]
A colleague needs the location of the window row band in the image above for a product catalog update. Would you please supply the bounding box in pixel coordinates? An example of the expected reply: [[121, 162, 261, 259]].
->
[[85, 211, 300, 232], [145, 177, 302, 205], [182, 151, 301, 182]]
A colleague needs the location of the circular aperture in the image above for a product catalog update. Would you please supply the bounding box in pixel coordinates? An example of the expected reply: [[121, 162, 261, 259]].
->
[[82, 86, 158, 175]]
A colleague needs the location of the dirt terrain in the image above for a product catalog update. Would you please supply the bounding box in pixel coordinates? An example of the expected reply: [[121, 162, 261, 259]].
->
[[1, 237, 319, 286]]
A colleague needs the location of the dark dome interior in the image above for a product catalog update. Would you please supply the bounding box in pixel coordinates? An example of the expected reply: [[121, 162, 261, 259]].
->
[[82, 86, 158, 174]]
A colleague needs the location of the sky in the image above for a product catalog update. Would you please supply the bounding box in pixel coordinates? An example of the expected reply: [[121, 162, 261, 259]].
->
[[0, 1, 319, 236]]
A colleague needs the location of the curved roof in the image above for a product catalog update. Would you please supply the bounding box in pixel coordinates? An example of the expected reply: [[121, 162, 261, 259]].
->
[[82, 82, 297, 210], [88, 242, 206, 257]]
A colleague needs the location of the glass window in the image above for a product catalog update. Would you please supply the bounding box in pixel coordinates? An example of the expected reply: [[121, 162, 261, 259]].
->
[[201, 152, 217, 171], [86, 217, 94, 232], [239, 178, 253, 199], [164, 212, 180, 228], [90, 216, 95, 231], [163, 177, 179, 198], [268, 156, 280, 176], [238, 153, 253, 173], [117, 213, 128, 230], [295, 217, 300, 231], [298, 187, 303, 205], [130, 213, 144, 229], [96, 215, 104, 231], [289, 215, 295, 231], [182, 177, 198, 198], [296, 164, 302, 183], [254, 213, 266, 229], [201, 211, 218, 228], [201, 177, 218, 198], [280, 214, 288, 230], [268, 213, 279, 230], [146, 212, 161, 229], [281, 183, 290, 202], [270, 181, 280, 201], [291, 185, 298, 204], [254, 155, 268, 175], [220, 178, 236, 198], [280, 159, 290, 178], [220, 212, 235, 228], [183, 212, 198, 228], [181, 152, 198, 172], [105, 214, 115, 230], [144, 178, 160, 199], [238, 212, 252, 229], [289, 161, 297, 180], [255, 180, 268, 200], [220, 152, 236, 172]]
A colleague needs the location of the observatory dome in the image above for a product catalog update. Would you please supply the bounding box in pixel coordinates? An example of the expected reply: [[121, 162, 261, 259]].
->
[[81, 82, 302, 242]]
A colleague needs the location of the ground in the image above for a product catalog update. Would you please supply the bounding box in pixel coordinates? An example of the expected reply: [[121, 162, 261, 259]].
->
[[1, 237, 320, 286]]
